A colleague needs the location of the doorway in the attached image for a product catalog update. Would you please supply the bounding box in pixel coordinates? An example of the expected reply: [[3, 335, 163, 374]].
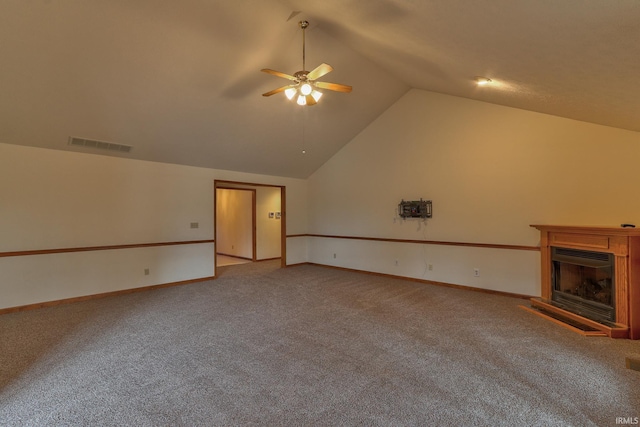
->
[[214, 180, 286, 272], [215, 187, 256, 266]]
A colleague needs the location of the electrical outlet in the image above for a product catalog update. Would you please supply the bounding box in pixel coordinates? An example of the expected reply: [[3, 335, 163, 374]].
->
[[428, 264, 433, 271], [144, 268, 150, 276], [395, 260, 399, 266], [333, 253, 337, 259], [190, 222, 199, 229], [474, 268, 480, 277]]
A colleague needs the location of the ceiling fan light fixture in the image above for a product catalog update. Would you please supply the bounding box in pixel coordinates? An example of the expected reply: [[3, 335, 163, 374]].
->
[[285, 87, 297, 100], [300, 83, 313, 96], [261, 20, 352, 106]]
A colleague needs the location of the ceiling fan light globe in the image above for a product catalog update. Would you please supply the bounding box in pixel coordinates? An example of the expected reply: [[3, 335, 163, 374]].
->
[[296, 94, 307, 106], [311, 90, 323, 102], [284, 87, 297, 100], [300, 83, 313, 96]]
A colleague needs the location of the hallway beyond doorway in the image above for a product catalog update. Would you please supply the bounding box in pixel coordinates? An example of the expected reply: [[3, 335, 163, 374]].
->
[[217, 254, 252, 267]]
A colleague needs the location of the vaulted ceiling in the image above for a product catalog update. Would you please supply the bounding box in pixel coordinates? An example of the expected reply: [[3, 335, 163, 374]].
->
[[1, 1, 638, 178]]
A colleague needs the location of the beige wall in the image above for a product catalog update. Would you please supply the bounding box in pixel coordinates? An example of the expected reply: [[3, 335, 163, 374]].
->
[[7, 87, 639, 309], [0, 143, 308, 310], [216, 188, 254, 259], [307, 89, 640, 296], [256, 186, 282, 260]]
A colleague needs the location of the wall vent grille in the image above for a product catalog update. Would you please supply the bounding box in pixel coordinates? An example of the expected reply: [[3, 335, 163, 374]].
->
[[553, 247, 610, 262], [68, 137, 133, 153]]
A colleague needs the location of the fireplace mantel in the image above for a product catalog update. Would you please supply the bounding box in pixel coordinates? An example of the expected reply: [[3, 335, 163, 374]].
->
[[530, 225, 640, 339]]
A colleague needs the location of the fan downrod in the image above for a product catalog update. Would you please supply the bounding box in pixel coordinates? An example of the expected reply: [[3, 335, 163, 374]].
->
[[299, 20, 309, 71]]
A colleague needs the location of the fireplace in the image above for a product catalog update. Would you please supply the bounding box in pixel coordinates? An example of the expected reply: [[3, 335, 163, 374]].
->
[[529, 225, 640, 339], [551, 247, 615, 324]]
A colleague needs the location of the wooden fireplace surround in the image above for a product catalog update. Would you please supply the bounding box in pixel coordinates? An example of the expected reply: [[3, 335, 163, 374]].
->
[[531, 225, 640, 339]]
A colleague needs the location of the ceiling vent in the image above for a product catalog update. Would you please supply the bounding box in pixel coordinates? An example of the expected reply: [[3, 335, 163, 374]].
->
[[68, 136, 133, 153]]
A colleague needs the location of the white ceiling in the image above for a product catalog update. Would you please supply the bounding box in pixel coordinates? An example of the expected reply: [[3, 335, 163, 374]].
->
[[1, 0, 638, 178]]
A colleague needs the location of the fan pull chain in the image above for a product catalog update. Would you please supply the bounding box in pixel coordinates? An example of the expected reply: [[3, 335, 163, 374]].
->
[[301, 109, 306, 154]]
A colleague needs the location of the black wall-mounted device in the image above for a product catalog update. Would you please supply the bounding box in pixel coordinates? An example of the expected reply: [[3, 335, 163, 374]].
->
[[398, 199, 432, 219]]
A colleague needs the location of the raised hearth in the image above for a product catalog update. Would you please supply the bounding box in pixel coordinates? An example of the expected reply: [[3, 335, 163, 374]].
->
[[530, 225, 640, 339]]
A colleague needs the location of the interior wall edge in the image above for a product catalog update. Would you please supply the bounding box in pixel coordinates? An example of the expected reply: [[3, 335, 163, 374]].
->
[[0, 275, 216, 316], [304, 262, 535, 300]]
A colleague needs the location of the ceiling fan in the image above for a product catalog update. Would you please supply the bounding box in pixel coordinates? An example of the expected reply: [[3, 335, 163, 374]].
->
[[261, 20, 352, 106]]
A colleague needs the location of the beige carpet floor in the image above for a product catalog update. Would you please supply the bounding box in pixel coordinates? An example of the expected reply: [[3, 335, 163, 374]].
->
[[1, 260, 639, 426]]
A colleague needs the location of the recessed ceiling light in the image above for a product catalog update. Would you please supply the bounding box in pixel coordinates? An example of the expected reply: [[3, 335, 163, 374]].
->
[[475, 76, 492, 86]]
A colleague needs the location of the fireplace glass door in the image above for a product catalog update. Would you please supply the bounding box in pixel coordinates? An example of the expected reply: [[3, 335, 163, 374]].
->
[[551, 247, 615, 323]]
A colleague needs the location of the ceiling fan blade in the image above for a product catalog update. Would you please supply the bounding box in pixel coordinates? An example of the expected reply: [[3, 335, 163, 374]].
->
[[261, 68, 297, 81], [307, 63, 333, 81], [262, 85, 292, 97], [305, 95, 317, 106], [315, 81, 352, 93]]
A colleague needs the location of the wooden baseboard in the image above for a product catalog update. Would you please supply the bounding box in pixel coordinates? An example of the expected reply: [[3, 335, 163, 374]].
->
[[285, 262, 307, 268], [0, 276, 216, 316], [0, 262, 534, 316], [216, 253, 252, 261], [301, 262, 534, 299]]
